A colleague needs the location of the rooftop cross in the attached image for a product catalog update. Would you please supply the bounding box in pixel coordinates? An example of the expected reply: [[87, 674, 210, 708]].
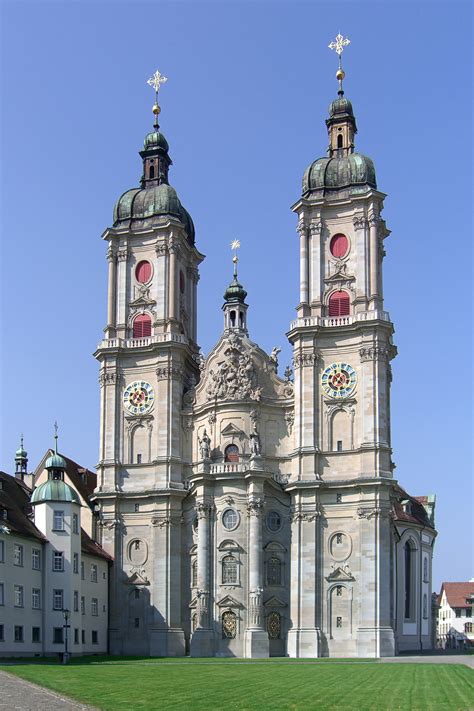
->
[[147, 69, 168, 129], [328, 33, 351, 95], [230, 239, 241, 277], [54, 421, 59, 453]]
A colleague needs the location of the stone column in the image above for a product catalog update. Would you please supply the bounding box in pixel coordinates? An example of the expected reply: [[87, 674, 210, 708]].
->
[[369, 213, 379, 307], [244, 497, 269, 658], [116, 248, 129, 337], [190, 501, 215, 656], [106, 246, 117, 337], [169, 242, 177, 324], [297, 221, 309, 309], [309, 220, 323, 313]]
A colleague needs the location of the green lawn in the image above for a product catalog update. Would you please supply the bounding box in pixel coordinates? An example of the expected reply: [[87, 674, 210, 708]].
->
[[1, 658, 473, 710]]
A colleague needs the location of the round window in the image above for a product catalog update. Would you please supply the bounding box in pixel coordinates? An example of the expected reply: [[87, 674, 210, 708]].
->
[[222, 509, 239, 531], [267, 511, 282, 532], [330, 234, 349, 259], [135, 260, 152, 284]]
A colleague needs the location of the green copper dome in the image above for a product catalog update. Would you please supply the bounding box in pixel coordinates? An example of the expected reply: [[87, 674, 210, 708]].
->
[[224, 275, 247, 303], [16, 445, 27, 457], [143, 130, 169, 152], [329, 96, 354, 118], [31, 479, 80, 505], [45, 453, 67, 470], [302, 153, 376, 194], [114, 184, 195, 244]]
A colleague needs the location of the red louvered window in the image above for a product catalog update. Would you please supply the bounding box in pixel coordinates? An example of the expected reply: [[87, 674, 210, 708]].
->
[[135, 260, 152, 284], [330, 234, 349, 258], [328, 291, 350, 316], [133, 314, 152, 338]]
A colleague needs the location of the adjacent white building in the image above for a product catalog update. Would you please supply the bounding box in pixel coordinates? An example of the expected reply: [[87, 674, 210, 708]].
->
[[437, 581, 474, 649], [0, 446, 110, 657]]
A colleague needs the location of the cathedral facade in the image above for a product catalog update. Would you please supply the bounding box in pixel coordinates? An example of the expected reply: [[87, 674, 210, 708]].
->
[[93, 66, 436, 658]]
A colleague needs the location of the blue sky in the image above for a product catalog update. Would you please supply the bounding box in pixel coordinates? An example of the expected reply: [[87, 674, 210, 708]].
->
[[1, 1, 472, 589]]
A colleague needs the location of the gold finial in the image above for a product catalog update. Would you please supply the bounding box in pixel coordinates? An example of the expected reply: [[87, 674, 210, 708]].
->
[[230, 239, 241, 277], [329, 33, 351, 95], [54, 421, 59, 454], [147, 69, 168, 129]]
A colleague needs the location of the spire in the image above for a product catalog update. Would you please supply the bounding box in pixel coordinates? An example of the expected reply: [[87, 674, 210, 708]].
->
[[327, 33, 357, 158], [141, 68, 171, 187], [223, 240, 249, 334], [45, 422, 67, 480], [15, 434, 28, 481]]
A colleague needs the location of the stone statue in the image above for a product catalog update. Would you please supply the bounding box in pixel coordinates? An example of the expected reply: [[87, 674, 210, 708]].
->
[[269, 347, 281, 370], [249, 426, 261, 457], [198, 428, 211, 460]]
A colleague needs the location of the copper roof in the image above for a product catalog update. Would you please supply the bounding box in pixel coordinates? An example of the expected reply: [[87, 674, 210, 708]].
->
[[37, 450, 97, 504]]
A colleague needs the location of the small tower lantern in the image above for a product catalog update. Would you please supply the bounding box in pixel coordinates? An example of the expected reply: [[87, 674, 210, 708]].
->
[[15, 435, 28, 481], [222, 240, 249, 335]]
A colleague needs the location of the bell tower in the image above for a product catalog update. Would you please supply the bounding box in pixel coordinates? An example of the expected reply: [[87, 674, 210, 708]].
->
[[93, 70, 204, 656], [287, 36, 397, 658]]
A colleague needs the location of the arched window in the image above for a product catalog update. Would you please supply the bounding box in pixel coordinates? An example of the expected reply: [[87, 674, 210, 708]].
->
[[404, 540, 416, 620], [328, 290, 350, 317], [224, 444, 239, 463], [179, 270, 186, 294], [423, 593, 428, 619], [191, 559, 197, 587], [222, 610, 236, 639], [133, 314, 152, 338], [423, 557, 428, 583], [267, 556, 282, 586], [230, 310, 236, 328], [149, 164, 155, 179], [222, 555, 238, 584], [337, 134, 343, 149], [267, 612, 281, 639]]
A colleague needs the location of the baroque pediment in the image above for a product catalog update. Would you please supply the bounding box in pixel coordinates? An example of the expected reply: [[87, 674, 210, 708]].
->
[[221, 423, 246, 439], [216, 595, 243, 609], [194, 332, 294, 406], [264, 595, 287, 608], [326, 566, 355, 582], [126, 571, 150, 586], [324, 262, 355, 285]]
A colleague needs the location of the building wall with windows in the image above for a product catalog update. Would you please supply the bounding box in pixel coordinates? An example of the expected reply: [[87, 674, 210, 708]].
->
[[436, 582, 474, 649], [0, 469, 110, 657]]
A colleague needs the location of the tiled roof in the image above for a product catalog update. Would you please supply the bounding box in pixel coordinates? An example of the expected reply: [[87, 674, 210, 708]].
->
[[392, 485, 435, 529], [38, 450, 97, 504], [81, 528, 113, 562], [440, 582, 474, 609], [0, 472, 46, 542]]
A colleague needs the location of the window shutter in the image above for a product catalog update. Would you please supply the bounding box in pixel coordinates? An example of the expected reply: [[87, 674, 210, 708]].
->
[[133, 315, 152, 338], [328, 291, 350, 316]]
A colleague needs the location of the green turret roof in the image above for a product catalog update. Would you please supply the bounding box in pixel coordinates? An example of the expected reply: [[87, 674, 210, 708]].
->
[[224, 275, 247, 303], [45, 452, 67, 470], [31, 479, 80, 505]]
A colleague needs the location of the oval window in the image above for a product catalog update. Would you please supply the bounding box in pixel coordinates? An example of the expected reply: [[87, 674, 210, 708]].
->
[[136, 260, 152, 284], [267, 511, 282, 532], [330, 234, 349, 258], [222, 509, 239, 531]]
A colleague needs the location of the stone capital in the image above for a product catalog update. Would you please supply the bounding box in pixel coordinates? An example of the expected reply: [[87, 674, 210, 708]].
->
[[247, 497, 264, 517]]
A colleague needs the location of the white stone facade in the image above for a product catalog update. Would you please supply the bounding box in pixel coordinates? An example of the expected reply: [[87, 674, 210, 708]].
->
[[93, 87, 437, 658]]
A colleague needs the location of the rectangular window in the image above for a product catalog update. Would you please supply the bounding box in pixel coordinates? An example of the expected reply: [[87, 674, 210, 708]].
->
[[336, 440, 343, 452], [91, 598, 98, 616], [336, 493, 342, 503], [14, 625, 24, 642], [53, 627, 63, 644], [92, 630, 98, 645], [72, 513, 79, 534], [32, 627, 41, 643], [53, 510, 64, 531], [53, 589, 64, 610], [73, 590, 79, 612], [14, 585, 24, 607], [32, 588, 41, 609], [53, 551, 64, 572], [0, 582, 4, 605], [74, 628, 79, 645], [81, 561, 85, 580], [81, 629, 85, 644], [81, 596, 85, 615], [0, 540, 4, 562], [455, 608, 462, 618], [0, 624, 4, 641], [14, 543, 23, 566], [91, 564, 98, 583], [336, 617, 343, 628], [32, 548, 41, 570], [137, 454, 142, 464], [134, 617, 140, 628], [336, 585, 342, 597], [73, 552, 79, 574]]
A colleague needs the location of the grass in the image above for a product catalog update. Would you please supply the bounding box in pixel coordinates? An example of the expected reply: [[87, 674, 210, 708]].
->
[[1, 657, 473, 710]]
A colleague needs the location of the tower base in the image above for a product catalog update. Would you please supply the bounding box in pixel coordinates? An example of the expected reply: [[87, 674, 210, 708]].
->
[[190, 628, 215, 657], [244, 629, 269, 658], [287, 628, 321, 658], [356, 627, 395, 657], [150, 628, 186, 657]]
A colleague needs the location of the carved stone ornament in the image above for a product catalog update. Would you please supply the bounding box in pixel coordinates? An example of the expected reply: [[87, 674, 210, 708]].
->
[[296, 220, 307, 237], [195, 501, 214, 519], [99, 518, 126, 534], [368, 213, 380, 227], [151, 515, 183, 528], [156, 365, 184, 380], [247, 498, 264, 517], [356, 506, 390, 520], [205, 335, 261, 402], [99, 370, 118, 386], [353, 215, 368, 231], [117, 249, 130, 262], [285, 409, 295, 433], [106, 246, 116, 263], [290, 506, 322, 523], [309, 221, 323, 236], [155, 242, 169, 257], [249, 408, 260, 425], [359, 346, 391, 362], [182, 414, 194, 432], [293, 351, 319, 368], [192, 351, 206, 371]]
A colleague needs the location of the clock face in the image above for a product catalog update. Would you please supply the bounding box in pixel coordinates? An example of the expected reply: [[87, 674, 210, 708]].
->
[[123, 381, 155, 415], [321, 363, 357, 399]]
